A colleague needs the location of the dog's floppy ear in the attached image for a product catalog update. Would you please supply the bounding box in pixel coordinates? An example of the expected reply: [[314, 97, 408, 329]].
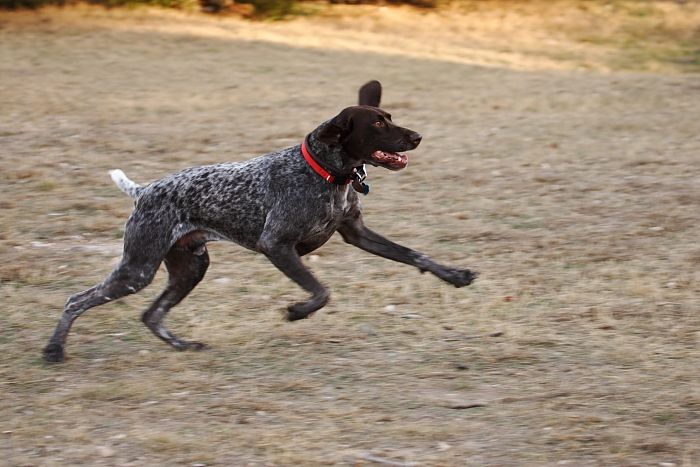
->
[[358, 80, 382, 107], [317, 111, 353, 145]]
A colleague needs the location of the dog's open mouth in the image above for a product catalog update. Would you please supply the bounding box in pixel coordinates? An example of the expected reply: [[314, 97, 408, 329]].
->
[[370, 150, 408, 170]]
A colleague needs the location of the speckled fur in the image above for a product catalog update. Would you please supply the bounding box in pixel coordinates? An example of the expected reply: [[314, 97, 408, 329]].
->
[[43, 82, 477, 363], [120, 131, 356, 257]]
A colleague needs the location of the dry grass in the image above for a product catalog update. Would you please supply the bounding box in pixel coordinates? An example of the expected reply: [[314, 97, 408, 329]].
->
[[1, 2, 699, 466]]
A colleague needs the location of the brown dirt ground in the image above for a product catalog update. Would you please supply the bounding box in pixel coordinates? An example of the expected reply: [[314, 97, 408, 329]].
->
[[1, 3, 699, 466]]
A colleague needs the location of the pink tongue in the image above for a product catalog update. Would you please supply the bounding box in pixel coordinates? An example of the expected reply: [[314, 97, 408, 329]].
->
[[372, 151, 408, 170]]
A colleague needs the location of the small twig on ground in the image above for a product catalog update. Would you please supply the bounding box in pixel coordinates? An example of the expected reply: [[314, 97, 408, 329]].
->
[[448, 402, 487, 410]]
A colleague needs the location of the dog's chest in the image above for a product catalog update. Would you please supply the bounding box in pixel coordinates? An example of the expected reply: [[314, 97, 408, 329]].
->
[[297, 186, 354, 253], [317, 185, 353, 231], [329, 185, 352, 214]]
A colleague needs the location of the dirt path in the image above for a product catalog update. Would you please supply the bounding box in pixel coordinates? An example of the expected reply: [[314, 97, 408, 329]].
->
[[1, 6, 699, 466]]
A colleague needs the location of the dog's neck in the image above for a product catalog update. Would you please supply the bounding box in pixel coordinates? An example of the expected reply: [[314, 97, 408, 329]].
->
[[306, 122, 361, 176]]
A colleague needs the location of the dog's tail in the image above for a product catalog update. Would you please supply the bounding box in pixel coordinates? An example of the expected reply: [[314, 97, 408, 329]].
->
[[358, 80, 382, 107], [109, 169, 143, 199]]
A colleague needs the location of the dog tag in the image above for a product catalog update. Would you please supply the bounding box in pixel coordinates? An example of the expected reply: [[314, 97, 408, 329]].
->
[[352, 180, 370, 195], [351, 165, 369, 195]]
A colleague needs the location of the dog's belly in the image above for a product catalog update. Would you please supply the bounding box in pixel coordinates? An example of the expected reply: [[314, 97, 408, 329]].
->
[[296, 229, 336, 256], [187, 202, 342, 255], [197, 210, 267, 251]]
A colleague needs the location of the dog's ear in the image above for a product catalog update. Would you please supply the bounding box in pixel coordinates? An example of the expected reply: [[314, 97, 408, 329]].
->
[[317, 111, 353, 145], [358, 80, 382, 107]]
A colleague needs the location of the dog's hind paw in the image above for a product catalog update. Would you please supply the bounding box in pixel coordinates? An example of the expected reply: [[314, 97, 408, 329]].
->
[[43, 343, 65, 363], [186, 341, 208, 351], [173, 340, 208, 351]]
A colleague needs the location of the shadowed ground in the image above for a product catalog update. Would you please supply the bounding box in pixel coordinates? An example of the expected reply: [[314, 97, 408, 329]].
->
[[1, 5, 699, 466]]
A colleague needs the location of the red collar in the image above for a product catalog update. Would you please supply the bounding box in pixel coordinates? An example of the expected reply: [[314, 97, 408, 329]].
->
[[301, 137, 352, 185], [301, 136, 370, 195]]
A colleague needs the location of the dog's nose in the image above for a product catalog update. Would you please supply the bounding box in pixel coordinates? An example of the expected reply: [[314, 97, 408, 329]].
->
[[410, 132, 422, 147]]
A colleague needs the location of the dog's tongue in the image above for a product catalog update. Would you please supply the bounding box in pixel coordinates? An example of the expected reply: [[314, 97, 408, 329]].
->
[[371, 150, 408, 170]]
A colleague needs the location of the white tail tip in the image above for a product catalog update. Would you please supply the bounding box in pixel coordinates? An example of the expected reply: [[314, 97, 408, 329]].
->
[[109, 169, 142, 198]]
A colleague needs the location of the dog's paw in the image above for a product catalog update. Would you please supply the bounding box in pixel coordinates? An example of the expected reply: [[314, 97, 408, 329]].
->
[[43, 343, 65, 363], [186, 341, 208, 351], [286, 305, 315, 322], [286, 292, 329, 322], [447, 268, 478, 288], [173, 340, 208, 351]]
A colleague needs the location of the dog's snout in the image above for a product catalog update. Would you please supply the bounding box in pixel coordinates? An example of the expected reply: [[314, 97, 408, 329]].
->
[[409, 132, 422, 148]]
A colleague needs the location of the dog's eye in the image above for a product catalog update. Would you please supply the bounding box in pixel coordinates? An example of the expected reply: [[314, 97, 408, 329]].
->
[[373, 121, 385, 128]]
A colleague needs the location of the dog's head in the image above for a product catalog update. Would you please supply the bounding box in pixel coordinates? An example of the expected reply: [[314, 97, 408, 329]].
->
[[315, 105, 422, 171]]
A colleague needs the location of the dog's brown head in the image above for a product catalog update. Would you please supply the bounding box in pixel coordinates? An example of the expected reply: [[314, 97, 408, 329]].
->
[[316, 105, 422, 171]]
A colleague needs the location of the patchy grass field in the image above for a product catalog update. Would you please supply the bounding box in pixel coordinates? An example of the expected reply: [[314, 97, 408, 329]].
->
[[1, 3, 699, 465]]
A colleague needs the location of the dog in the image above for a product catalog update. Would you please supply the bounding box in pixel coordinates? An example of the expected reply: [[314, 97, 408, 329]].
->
[[43, 80, 477, 362]]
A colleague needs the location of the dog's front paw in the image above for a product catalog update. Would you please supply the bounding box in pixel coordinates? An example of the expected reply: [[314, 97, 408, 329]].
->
[[446, 268, 478, 288], [286, 291, 330, 322], [43, 343, 65, 363], [286, 303, 315, 322]]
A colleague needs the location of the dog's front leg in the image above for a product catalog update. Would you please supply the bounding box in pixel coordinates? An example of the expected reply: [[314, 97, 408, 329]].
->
[[338, 213, 477, 287], [257, 237, 330, 321]]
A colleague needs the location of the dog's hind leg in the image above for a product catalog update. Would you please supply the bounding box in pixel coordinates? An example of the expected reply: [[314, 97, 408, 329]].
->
[[141, 244, 210, 351], [43, 212, 173, 362], [43, 257, 160, 362]]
